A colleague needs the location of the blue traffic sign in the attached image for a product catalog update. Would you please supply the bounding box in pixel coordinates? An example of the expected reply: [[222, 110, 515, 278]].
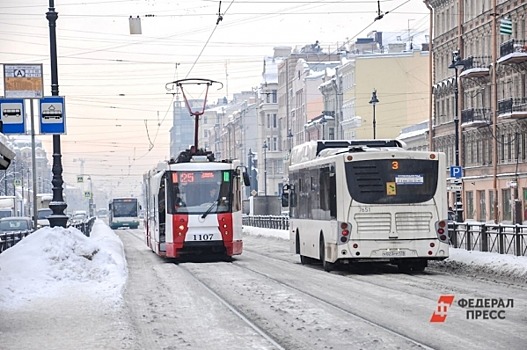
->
[[450, 165, 463, 179], [40, 96, 66, 134], [0, 98, 26, 134]]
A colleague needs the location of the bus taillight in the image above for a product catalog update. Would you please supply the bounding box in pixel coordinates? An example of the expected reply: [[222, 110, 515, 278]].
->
[[339, 222, 351, 243], [435, 220, 449, 243]]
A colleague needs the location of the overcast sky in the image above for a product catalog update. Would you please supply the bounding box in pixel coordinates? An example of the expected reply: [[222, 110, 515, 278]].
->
[[0, 0, 429, 197]]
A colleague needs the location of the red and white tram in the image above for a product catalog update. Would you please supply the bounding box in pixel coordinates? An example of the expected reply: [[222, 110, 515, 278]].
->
[[143, 149, 249, 259]]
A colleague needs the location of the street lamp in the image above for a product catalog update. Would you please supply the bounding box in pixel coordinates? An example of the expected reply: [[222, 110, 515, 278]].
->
[[369, 89, 379, 139], [87, 176, 94, 217], [247, 148, 255, 197], [449, 50, 465, 222], [262, 140, 268, 196], [47, 0, 68, 227]]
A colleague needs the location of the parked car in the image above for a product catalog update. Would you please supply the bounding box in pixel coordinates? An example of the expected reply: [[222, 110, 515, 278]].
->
[[0, 216, 34, 233], [0, 217, 34, 251], [37, 208, 53, 228], [69, 212, 88, 225]]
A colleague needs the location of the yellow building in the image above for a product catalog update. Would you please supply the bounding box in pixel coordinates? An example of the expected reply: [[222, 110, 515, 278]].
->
[[354, 51, 430, 140]]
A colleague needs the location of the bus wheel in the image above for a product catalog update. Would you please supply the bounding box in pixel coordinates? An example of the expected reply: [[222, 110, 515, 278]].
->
[[300, 255, 314, 265], [319, 236, 334, 272], [398, 260, 426, 273]]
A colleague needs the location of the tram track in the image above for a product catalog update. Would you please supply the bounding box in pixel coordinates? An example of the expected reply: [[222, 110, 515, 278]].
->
[[122, 229, 431, 348], [228, 252, 436, 350], [121, 228, 285, 349], [178, 264, 287, 350], [180, 257, 438, 348], [123, 228, 439, 348], [116, 228, 527, 350]]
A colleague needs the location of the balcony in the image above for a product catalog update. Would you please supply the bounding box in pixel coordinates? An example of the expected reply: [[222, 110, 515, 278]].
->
[[461, 108, 491, 128], [497, 97, 527, 119], [459, 56, 491, 80], [498, 39, 527, 65]]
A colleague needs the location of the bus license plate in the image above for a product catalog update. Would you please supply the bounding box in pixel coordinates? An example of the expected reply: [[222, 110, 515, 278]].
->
[[382, 250, 406, 257]]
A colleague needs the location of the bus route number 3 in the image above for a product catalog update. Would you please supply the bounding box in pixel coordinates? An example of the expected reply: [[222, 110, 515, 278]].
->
[[193, 234, 214, 241]]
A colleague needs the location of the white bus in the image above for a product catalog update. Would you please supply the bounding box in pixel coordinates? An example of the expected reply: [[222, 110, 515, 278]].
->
[[108, 197, 141, 229], [284, 140, 449, 272]]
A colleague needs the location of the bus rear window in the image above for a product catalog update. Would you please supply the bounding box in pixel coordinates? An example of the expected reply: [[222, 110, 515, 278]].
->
[[345, 159, 439, 204]]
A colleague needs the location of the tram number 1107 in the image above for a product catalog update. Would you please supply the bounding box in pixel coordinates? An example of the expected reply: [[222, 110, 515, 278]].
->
[[193, 234, 214, 241]]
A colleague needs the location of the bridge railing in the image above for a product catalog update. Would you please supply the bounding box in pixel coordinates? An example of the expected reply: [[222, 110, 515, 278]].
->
[[0, 230, 33, 253], [68, 216, 97, 237]]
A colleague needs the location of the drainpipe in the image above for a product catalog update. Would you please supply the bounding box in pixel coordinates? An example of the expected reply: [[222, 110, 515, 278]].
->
[[423, 0, 434, 150]]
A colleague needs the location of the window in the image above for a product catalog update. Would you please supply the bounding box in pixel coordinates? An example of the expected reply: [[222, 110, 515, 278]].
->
[[477, 190, 486, 222], [523, 188, 527, 221], [466, 191, 474, 220], [501, 188, 511, 221], [489, 190, 495, 221]]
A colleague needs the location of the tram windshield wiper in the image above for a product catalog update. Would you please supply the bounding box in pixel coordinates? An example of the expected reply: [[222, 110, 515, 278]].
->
[[201, 201, 218, 219]]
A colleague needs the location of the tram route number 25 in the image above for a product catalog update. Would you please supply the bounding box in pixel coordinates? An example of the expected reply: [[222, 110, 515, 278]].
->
[[192, 234, 214, 241]]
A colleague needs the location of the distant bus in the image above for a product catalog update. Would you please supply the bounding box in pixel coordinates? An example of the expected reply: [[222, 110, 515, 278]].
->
[[108, 197, 140, 229], [284, 140, 449, 272]]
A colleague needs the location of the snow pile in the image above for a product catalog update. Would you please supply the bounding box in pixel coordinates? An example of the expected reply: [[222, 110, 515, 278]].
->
[[0, 220, 127, 309], [435, 248, 527, 283]]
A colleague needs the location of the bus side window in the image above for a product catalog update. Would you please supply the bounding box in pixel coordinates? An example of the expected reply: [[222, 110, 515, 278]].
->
[[329, 170, 337, 218]]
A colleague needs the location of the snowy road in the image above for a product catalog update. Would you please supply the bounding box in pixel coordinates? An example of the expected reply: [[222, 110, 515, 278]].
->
[[1, 226, 525, 350], [117, 229, 527, 350]]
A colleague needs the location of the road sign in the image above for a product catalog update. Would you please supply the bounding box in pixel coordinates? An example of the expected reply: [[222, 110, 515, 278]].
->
[[447, 185, 462, 192], [0, 98, 26, 134], [40, 96, 66, 134], [500, 18, 512, 35], [84, 191, 92, 199], [450, 166, 463, 179], [3, 63, 44, 98], [77, 175, 84, 183]]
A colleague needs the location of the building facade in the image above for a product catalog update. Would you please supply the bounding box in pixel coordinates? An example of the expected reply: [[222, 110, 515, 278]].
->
[[427, 0, 527, 223]]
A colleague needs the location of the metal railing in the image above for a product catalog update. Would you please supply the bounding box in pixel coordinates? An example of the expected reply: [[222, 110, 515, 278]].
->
[[68, 216, 97, 237], [0, 217, 98, 253], [0, 230, 32, 253], [449, 222, 527, 256], [243, 215, 289, 230], [243, 216, 527, 257]]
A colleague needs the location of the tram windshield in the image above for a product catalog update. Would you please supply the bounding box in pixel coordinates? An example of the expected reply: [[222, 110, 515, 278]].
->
[[167, 170, 233, 215]]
